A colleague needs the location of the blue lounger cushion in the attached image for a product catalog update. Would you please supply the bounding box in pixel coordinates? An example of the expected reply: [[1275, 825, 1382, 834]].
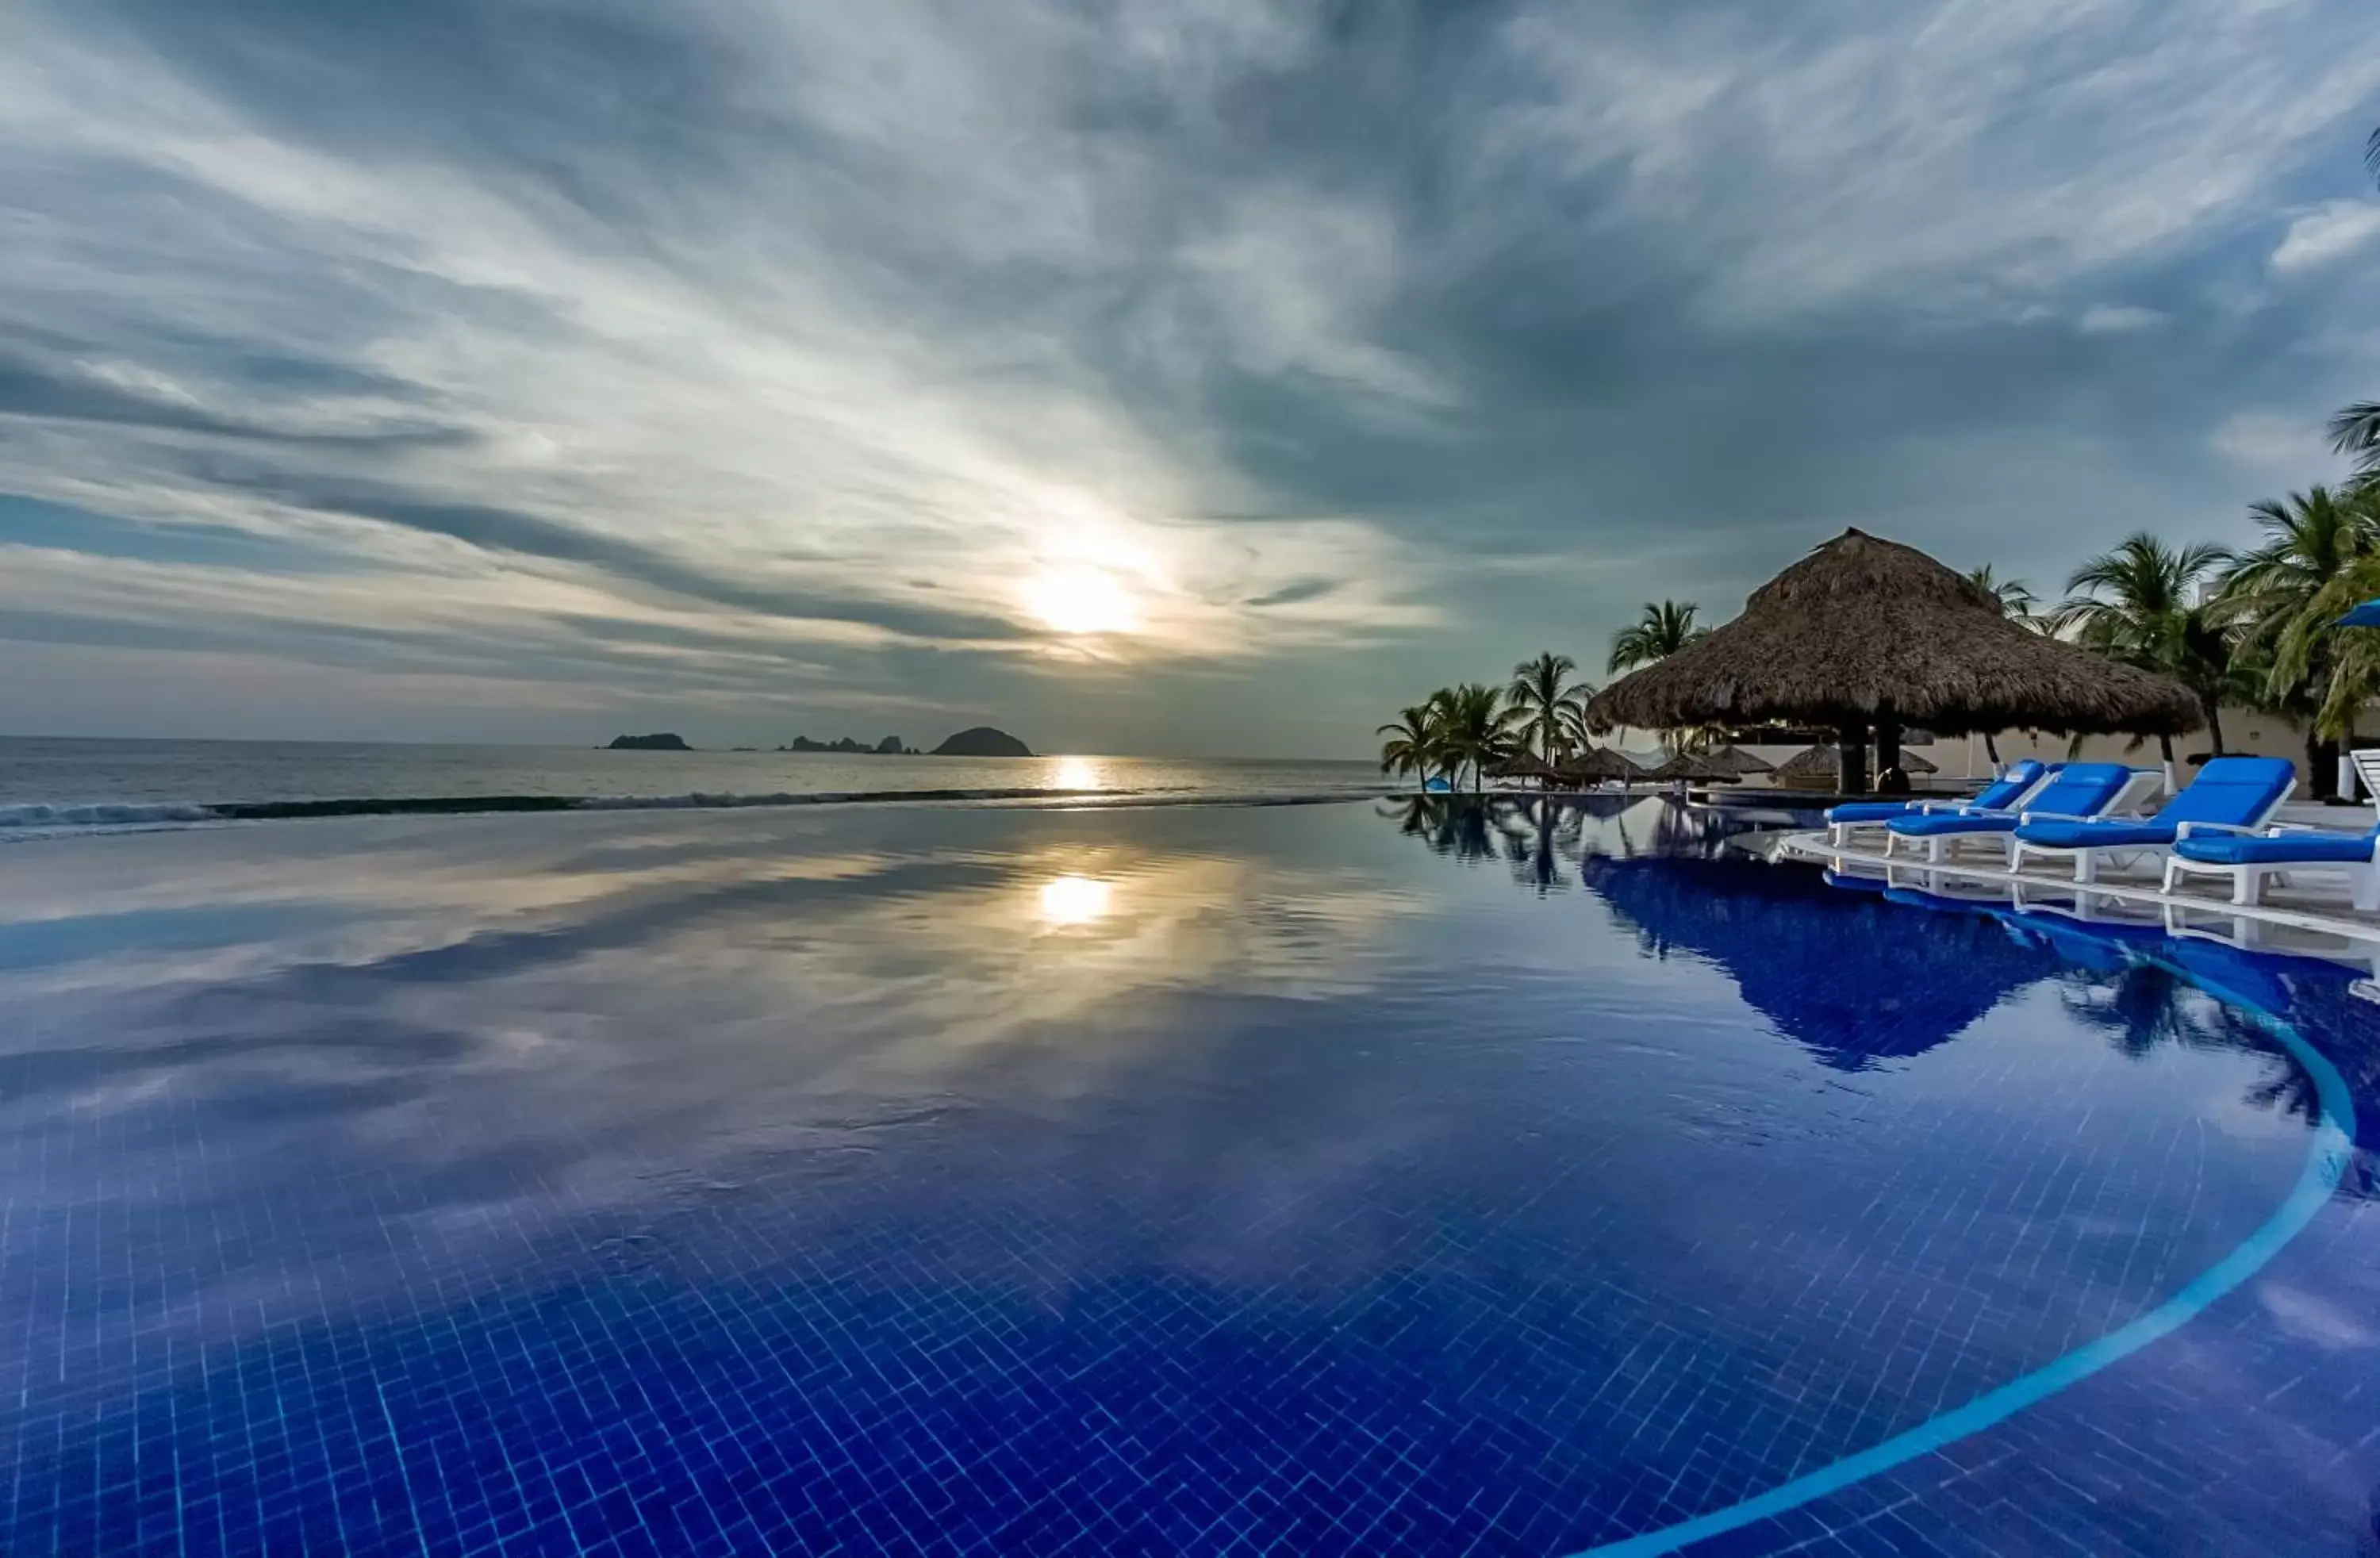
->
[[1826, 760, 2047, 827], [2013, 756, 2297, 853], [2017, 819, 2175, 850], [1887, 811, 2021, 838], [1828, 800, 1921, 824], [1886, 763, 2133, 840], [2172, 830, 2380, 865]]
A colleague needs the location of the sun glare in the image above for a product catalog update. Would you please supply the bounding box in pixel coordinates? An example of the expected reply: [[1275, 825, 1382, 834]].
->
[[1051, 756, 1101, 791], [1037, 874, 1112, 926], [1023, 566, 1139, 635]]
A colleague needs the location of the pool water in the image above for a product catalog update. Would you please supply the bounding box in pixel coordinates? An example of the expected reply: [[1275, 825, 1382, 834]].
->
[[0, 797, 2374, 1556]]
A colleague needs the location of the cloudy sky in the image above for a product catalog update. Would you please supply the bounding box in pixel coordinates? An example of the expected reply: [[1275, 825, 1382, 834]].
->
[[2, 0, 2375, 757]]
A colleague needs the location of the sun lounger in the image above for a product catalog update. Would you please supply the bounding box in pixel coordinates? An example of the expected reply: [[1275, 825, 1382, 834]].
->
[[1824, 760, 2048, 848], [2163, 824, 2380, 911], [1883, 763, 2139, 864], [2010, 756, 2296, 885]]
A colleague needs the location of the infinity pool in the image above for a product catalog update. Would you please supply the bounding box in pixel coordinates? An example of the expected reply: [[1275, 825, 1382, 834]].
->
[[1, 798, 2374, 1556]]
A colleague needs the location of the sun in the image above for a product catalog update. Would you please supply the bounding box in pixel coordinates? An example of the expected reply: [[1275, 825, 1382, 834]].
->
[[1023, 566, 1139, 635]]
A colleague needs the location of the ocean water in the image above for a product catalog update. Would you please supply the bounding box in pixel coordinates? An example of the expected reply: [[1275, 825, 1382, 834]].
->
[[0, 736, 1388, 831], [0, 792, 2371, 1555]]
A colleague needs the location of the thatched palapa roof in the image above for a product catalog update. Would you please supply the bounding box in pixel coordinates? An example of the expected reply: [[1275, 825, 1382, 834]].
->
[[1560, 746, 1646, 784], [1776, 743, 1935, 784], [1772, 745, 1842, 784], [1485, 752, 1564, 784], [1698, 744, 1775, 777], [1645, 750, 1736, 782], [1584, 530, 2200, 736]]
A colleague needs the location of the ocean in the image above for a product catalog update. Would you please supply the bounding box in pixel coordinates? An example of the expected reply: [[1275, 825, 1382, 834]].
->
[[0, 736, 1390, 835]]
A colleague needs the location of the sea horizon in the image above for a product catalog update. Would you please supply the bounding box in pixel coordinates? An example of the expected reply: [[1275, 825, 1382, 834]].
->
[[0, 735, 1390, 835]]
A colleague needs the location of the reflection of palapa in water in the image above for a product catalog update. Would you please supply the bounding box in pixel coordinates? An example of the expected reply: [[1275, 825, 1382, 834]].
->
[[1584, 855, 2065, 1069]]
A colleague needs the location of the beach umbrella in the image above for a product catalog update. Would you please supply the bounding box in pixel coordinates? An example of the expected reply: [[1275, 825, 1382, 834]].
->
[[1559, 746, 1646, 786], [1894, 748, 1939, 775], [2338, 598, 2380, 627], [1583, 529, 2199, 793]]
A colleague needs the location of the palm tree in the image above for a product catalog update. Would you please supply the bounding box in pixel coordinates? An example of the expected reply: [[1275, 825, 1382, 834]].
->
[[1607, 601, 1706, 675], [1966, 564, 2039, 627], [1435, 681, 1518, 794], [1507, 651, 1591, 769], [1967, 565, 2040, 767], [2267, 531, 2380, 746], [2334, 401, 2380, 496], [2052, 534, 2232, 780], [1375, 703, 1440, 790], [2221, 486, 2378, 793]]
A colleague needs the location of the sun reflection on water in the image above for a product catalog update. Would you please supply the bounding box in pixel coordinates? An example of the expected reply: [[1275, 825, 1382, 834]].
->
[[1037, 874, 1113, 926], [1050, 756, 1101, 791]]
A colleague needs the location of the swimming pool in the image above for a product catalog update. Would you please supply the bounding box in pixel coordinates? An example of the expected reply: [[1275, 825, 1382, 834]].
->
[[1, 797, 2374, 1556]]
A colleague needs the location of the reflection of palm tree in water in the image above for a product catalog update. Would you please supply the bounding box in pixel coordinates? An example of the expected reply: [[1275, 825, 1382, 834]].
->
[[1492, 797, 1585, 894], [1376, 796, 1499, 863], [2055, 964, 2244, 1059], [2050, 950, 2364, 1144]]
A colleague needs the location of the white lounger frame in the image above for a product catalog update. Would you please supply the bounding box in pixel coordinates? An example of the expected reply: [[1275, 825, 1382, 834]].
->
[[1884, 769, 2161, 867], [2010, 773, 2294, 885], [2160, 750, 2380, 910], [1826, 766, 2053, 850], [2160, 830, 2380, 911]]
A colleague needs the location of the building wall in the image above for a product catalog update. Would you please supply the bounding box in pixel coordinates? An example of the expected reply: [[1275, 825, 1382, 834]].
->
[[1958, 706, 2374, 787]]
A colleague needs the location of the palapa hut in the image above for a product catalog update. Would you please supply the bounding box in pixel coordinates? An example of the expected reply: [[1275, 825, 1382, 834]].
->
[[1560, 746, 1646, 787], [1583, 529, 2199, 793]]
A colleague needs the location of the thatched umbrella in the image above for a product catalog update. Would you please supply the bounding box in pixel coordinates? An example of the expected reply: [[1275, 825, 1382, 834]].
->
[[1770, 745, 1850, 791], [1644, 750, 1734, 784], [1699, 744, 1775, 778], [1778, 742, 1934, 789], [1583, 529, 2199, 792], [1560, 746, 1646, 787], [1484, 752, 1564, 788]]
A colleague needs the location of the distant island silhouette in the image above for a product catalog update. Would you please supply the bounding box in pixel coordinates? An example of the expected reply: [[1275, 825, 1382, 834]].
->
[[779, 735, 917, 754], [931, 727, 1033, 758], [605, 728, 1031, 757]]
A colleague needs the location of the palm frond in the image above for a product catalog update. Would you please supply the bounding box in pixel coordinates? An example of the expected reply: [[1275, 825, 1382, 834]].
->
[[2332, 401, 2380, 476]]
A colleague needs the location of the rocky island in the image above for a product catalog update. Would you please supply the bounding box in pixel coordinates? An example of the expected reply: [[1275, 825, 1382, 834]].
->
[[608, 733, 690, 750], [930, 727, 1033, 758]]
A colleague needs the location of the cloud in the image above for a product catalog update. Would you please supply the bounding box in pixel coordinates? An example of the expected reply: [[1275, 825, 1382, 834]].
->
[[2211, 410, 2333, 473], [0, 0, 2374, 754], [2270, 199, 2380, 272], [2077, 305, 2164, 335]]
